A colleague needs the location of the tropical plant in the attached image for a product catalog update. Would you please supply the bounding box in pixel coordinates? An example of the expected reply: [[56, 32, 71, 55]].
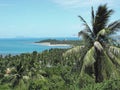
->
[[64, 4, 120, 82], [82, 79, 120, 90]]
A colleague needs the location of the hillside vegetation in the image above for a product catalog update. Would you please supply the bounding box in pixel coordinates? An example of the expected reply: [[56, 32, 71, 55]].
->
[[0, 49, 120, 90]]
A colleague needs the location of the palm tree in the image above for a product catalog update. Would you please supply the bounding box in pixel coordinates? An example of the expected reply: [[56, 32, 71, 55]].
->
[[64, 4, 120, 82]]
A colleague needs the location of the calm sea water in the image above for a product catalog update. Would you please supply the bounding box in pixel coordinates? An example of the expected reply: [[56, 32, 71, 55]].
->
[[0, 37, 79, 55]]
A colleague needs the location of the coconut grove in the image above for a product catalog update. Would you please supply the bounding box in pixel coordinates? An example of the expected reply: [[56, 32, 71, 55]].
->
[[0, 4, 120, 90]]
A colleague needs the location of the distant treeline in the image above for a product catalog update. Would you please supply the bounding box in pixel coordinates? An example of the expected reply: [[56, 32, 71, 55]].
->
[[35, 39, 83, 46]]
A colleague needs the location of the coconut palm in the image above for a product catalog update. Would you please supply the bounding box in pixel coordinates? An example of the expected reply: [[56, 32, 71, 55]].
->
[[64, 4, 120, 82]]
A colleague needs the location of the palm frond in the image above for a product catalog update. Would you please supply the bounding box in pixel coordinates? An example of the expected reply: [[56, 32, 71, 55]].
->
[[103, 38, 119, 46], [72, 46, 95, 76], [63, 46, 85, 66], [63, 46, 84, 57], [91, 6, 95, 28], [109, 46, 120, 57], [81, 47, 95, 70], [78, 15, 93, 34], [96, 29, 106, 38], [93, 4, 114, 35], [107, 20, 120, 35], [107, 50, 120, 68], [78, 31, 93, 43], [100, 51, 120, 79]]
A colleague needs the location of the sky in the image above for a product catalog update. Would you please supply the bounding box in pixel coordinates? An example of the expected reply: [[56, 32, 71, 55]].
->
[[0, 0, 119, 38]]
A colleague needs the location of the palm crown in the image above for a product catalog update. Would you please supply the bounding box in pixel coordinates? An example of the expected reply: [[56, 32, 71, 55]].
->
[[64, 4, 120, 82]]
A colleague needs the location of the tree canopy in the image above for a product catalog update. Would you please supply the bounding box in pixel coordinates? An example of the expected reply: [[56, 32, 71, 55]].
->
[[64, 4, 120, 82]]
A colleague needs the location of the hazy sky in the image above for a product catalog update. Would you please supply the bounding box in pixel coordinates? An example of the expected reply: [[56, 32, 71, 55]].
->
[[0, 0, 119, 38]]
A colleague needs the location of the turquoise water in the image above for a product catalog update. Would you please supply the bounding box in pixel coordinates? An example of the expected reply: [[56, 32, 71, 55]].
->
[[0, 37, 78, 55]]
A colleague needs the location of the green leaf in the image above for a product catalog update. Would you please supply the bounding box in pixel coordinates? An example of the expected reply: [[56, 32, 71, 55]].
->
[[80, 47, 95, 75]]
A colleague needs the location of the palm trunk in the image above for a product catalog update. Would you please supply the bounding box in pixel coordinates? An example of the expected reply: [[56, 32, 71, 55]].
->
[[94, 49, 103, 82]]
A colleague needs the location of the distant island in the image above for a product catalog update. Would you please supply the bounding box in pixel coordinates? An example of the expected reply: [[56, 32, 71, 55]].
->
[[35, 39, 83, 46]]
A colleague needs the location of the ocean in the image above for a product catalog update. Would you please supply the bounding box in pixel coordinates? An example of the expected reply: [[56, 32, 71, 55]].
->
[[0, 37, 79, 55]]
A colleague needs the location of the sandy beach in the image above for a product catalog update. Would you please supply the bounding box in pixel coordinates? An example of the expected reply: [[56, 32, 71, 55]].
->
[[35, 42, 71, 47]]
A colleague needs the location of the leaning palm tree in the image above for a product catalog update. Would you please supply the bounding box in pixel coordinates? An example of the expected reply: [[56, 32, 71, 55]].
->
[[64, 4, 120, 82]]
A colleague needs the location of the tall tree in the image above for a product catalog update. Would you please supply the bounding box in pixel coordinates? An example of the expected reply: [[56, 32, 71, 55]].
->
[[64, 4, 120, 82]]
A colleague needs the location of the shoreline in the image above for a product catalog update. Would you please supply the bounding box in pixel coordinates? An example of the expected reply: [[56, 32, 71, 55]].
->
[[34, 42, 71, 47]]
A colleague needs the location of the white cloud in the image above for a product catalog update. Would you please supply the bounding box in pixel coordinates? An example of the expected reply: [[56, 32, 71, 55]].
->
[[51, 0, 119, 8], [52, 0, 80, 6]]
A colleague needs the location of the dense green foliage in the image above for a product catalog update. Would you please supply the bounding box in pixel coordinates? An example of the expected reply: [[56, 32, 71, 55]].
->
[[0, 48, 120, 90], [0, 49, 69, 90], [82, 79, 120, 90]]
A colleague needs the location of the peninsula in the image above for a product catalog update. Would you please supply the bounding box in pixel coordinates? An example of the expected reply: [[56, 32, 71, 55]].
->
[[35, 39, 83, 46]]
